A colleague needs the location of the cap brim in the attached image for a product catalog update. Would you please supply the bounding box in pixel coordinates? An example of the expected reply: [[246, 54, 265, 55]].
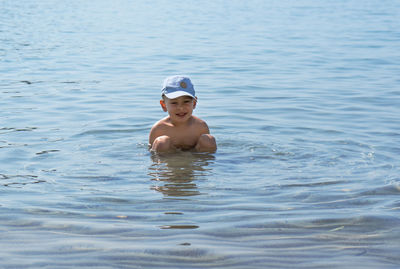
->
[[164, 91, 195, 99]]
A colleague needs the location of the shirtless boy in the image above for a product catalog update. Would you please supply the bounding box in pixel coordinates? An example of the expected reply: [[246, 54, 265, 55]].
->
[[149, 75, 217, 153]]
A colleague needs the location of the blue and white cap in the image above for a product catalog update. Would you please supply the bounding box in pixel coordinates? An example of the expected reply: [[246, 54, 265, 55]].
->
[[161, 75, 195, 99]]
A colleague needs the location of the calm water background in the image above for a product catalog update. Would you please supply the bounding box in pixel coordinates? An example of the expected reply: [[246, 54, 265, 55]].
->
[[1, 0, 400, 268]]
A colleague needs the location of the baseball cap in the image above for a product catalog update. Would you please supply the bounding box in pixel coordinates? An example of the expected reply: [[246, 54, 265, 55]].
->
[[161, 75, 195, 99]]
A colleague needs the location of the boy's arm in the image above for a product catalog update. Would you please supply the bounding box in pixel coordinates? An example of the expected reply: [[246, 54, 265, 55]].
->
[[199, 120, 211, 135], [195, 120, 217, 152], [149, 125, 160, 146]]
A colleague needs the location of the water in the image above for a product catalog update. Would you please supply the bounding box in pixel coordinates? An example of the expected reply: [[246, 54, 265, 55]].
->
[[1, 0, 400, 268]]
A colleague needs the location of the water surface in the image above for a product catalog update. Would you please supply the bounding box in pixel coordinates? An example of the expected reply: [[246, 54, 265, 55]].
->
[[1, 0, 400, 268]]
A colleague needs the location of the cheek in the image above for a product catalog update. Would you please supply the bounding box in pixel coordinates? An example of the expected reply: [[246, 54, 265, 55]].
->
[[168, 105, 178, 111], [184, 104, 193, 110]]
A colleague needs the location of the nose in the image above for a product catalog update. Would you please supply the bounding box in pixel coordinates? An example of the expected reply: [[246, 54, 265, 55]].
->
[[177, 103, 185, 110]]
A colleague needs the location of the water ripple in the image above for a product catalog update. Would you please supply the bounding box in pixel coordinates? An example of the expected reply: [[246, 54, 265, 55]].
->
[[1, 0, 400, 268]]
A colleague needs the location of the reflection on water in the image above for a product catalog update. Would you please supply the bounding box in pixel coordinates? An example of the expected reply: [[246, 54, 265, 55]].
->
[[148, 151, 215, 198], [148, 152, 215, 230]]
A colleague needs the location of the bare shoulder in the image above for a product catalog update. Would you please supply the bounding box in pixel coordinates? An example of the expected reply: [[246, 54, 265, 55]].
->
[[149, 117, 170, 144], [191, 116, 210, 134]]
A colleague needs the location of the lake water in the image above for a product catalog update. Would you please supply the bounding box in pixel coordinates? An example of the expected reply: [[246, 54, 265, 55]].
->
[[1, 0, 400, 268]]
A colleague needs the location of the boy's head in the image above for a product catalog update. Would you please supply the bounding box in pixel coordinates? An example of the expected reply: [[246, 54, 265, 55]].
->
[[161, 75, 195, 99], [159, 76, 197, 115]]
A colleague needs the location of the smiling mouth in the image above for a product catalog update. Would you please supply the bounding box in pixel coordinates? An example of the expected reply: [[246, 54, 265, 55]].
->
[[176, 113, 187, 117]]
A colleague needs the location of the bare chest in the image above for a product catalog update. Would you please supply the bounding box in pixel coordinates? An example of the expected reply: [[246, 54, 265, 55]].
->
[[166, 127, 200, 150]]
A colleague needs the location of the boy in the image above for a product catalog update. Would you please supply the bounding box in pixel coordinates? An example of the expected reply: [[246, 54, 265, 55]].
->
[[149, 75, 217, 153]]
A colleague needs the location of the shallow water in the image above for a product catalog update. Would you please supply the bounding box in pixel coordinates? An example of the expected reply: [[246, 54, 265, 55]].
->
[[1, 0, 400, 268]]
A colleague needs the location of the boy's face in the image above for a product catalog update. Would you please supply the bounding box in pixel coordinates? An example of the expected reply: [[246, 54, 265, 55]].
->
[[160, 96, 197, 123]]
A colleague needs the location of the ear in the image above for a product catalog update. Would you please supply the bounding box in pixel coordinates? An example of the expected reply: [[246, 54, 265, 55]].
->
[[160, 100, 167, 112], [193, 97, 197, 109]]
